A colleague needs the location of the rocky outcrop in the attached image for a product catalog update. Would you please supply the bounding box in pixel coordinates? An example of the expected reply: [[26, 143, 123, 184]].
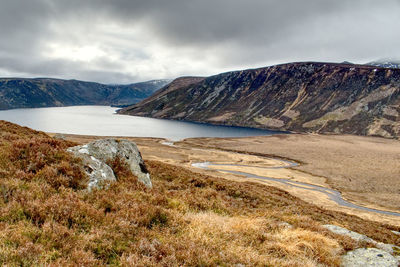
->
[[68, 139, 152, 190], [341, 248, 398, 267], [323, 225, 400, 266], [119, 62, 400, 138], [323, 225, 400, 255], [0, 78, 170, 110], [323, 224, 376, 244]]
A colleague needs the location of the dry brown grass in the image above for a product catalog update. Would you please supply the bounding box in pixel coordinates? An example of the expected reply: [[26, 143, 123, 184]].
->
[[180, 134, 400, 211], [1, 121, 399, 266]]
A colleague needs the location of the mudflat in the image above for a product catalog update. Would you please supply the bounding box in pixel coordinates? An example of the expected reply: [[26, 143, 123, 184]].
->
[[181, 134, 400, 212]]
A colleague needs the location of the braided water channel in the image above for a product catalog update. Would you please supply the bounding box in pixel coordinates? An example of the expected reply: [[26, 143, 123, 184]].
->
[[192, 160, 400, 217]]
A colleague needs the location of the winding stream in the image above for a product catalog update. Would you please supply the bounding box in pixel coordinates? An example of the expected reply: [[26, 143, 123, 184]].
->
[[192, 161, 400, 217]]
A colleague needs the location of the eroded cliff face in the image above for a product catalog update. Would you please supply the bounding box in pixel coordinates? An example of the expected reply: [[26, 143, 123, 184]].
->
[[119, 62, 400, 138]]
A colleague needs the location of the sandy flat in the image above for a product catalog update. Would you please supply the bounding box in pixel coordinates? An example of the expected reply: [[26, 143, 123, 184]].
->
[[181, 134, 400, 212]]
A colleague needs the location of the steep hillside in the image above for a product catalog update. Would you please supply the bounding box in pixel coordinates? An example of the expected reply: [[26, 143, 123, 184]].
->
[[0, 78, 170, 110], [120, 62, 400, 138]]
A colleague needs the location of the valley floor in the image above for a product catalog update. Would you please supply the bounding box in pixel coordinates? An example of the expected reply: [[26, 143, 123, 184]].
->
[[57, 132, 400, 226]]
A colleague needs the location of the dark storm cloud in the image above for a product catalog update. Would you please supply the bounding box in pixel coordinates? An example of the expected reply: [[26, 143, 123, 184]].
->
[[51, 0, 344, 45], [0, 0, 399, 83]]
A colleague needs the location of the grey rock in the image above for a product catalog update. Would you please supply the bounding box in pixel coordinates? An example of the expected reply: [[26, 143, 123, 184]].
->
[[279, 222, 293, 229], [323, 224, 400, 256], [76, 152, 116, 191], [323, 225, 400, 255], [161, 141, 175, 147], [376, 242, 400, 255], [341, 248, 398, 267], [68, 139, 152, 190], [53, 133, 66, 140], [323, 225, 375, 243], [392, 230, 400, 236]]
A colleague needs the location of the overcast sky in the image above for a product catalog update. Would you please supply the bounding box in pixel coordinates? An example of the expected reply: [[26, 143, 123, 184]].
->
[[1, 0, 400, 84]]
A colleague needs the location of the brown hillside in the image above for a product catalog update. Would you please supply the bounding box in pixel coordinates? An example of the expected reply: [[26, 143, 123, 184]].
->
[[120, 62, 400, 138], [0, 120, 399, 266]]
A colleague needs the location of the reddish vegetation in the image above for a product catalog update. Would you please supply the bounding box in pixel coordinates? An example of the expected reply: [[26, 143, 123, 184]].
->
[[0, 120, 399, 266]]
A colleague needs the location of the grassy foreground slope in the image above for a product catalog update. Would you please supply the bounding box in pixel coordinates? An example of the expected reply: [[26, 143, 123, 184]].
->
[[0, 120, 399, 266]]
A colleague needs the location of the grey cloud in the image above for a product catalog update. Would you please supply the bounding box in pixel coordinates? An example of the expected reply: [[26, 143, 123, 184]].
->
[[0, 54, 136, 83], [54, 0, 346, 46], [0, 0, 399, 83]]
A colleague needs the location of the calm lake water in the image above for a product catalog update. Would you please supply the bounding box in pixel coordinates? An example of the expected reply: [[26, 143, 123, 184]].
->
[[0, 106, 280, 141]]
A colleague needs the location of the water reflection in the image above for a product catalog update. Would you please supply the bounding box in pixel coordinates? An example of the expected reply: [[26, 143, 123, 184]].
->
[[0, 106, 281, 141]]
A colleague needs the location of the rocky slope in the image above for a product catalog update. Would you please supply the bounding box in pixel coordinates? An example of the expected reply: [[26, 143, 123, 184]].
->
[[120, 62, 400, 138], [0, 78, 170, 110]]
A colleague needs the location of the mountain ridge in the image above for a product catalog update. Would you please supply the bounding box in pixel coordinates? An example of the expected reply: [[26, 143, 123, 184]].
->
[[119, 62, 400, 138], [366, 60, 400, 69], [0, 78, 171, 110]]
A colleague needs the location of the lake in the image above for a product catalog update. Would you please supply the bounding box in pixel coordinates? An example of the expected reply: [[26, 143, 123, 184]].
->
[[0, 106, 281, 141]]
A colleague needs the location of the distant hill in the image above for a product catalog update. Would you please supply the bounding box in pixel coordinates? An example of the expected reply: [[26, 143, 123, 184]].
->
[[0, 78, 171, 110], [366, 60, 400, 69], [119, 62, 400, 138]]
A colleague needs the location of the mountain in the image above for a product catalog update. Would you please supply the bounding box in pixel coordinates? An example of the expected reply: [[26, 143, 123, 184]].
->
[[0, 78, 171, 110], [366, 60, 400, 69], [119, 62, 400, 138]]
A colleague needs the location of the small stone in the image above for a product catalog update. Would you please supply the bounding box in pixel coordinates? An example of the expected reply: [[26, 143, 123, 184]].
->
[[53, 133, 65, 140], [279, 222, 293, 229], [392, 230, 400, 236]]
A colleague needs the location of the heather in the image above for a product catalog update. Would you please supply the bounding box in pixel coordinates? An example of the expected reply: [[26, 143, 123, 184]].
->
[[0, 120, 398, 266]]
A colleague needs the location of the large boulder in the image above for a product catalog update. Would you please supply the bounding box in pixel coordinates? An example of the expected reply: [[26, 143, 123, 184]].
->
[[68, 139, 152, 190]]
